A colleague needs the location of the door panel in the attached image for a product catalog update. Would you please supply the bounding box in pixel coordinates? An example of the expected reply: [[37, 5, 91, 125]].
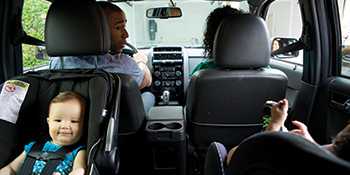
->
[[326, 77, 350, 141]]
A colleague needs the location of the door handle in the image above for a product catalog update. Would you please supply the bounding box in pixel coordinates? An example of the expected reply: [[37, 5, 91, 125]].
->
[[331, 98, 350, 114], [344, 99, 350, 113]]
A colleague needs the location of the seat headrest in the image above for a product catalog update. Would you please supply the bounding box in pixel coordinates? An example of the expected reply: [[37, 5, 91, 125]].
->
[[45, 1, 110, 56], [213, 15, 270, 69]]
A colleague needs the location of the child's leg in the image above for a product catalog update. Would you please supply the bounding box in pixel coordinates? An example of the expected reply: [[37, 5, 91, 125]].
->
[[266, 99, 288, 132], [226, 146, 238, 166]]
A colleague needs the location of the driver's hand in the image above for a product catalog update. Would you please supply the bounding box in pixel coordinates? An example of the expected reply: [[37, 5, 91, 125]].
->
[[133, 52, 148, 64]]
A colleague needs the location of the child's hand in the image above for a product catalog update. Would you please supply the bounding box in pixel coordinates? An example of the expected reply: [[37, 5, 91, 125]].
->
[[69, 168, 85, 175], [266, 99, 288, 132], [289, 120, 316, 144], [68, 168, 85, 175]]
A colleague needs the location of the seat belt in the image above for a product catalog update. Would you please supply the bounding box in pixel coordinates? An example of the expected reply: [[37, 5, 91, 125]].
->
[[18, 142, 66, 175]]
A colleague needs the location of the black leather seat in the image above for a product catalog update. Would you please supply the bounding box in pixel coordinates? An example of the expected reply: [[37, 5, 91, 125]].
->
[[116, 74, 148, 175], [205, 132, 350, 175], [186, 14, 288, 159]]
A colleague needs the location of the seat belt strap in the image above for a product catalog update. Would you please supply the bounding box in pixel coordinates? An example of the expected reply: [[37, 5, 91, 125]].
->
[[18, 142, 45, 175], [18, 142, 67, 175]]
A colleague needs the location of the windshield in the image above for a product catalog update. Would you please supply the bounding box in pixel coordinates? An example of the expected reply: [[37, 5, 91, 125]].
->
[[113, 0, 249, 48]]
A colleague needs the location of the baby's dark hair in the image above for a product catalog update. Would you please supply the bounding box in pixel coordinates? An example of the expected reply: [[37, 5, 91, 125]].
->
[[49, 91, 86, 117], [332, 123, 350, 161], [203, 6, 244, 59]]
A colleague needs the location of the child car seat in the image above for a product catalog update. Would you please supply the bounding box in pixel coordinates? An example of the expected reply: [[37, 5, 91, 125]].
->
[[0, 1, 121, 174], [204, 132, 350, 175]]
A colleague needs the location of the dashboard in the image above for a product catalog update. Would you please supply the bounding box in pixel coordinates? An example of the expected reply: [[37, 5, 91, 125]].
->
[[145, 46, 204, 106]]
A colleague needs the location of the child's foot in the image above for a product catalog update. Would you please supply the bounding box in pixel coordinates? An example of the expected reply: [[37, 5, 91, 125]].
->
[[266, 99, 288, 132]]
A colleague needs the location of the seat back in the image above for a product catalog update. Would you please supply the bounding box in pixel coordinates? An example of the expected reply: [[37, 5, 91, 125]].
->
[[117, 74, 146, 136], [227, 132, 350, 175], [186, 15, 287, 157]]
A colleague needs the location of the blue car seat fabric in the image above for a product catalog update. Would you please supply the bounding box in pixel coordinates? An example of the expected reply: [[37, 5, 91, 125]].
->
[[204, 132, 350, 175]]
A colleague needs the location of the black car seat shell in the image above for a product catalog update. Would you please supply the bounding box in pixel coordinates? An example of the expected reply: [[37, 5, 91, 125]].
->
[[186, 14, 288, 159]]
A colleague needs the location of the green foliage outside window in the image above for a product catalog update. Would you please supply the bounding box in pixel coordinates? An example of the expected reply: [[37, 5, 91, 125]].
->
[[22, 0, 50, 69]]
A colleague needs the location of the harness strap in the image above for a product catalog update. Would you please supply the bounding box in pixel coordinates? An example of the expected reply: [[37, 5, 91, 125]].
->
[[40, 151, 65, 175], [18, 142, 44, 175], [18, 142, 67, 175]]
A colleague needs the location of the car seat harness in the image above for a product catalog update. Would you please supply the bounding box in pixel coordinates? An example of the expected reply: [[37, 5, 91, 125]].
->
[[18, 142, 73, 175]]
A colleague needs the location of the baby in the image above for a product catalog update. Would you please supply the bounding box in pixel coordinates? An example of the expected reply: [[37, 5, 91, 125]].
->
[[0, 91, 87, 175]]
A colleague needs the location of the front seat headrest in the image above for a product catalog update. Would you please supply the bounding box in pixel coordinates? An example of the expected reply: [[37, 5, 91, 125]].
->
[[213, 14, 270, 69], [45, 0, 110, 56]]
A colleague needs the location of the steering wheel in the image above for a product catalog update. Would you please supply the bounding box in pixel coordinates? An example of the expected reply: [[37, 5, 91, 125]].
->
[[122, 42, 138, 57]]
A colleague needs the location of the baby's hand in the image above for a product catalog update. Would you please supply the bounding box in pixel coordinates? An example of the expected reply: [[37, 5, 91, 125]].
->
[[266, 99, 288, 132], [68, 168, 85, 175], [289, 120, 316, 143]]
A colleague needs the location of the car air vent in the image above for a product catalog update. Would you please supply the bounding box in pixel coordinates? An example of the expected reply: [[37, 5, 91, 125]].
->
[[153, 47, 182, 52]]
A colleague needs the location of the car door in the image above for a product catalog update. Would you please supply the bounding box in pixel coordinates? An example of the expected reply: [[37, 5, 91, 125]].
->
[[261, 0, 350, 145], [311, 0, 350, 144]]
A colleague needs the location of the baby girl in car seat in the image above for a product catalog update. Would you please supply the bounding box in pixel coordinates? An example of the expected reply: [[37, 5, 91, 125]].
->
[[0, 91, 87, 175]]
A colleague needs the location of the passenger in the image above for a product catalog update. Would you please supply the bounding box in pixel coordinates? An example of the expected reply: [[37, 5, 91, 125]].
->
[[226, 99, 350, 165], [0, 91, 86, 175], [191, 6, 244, 75], [50, 2, 155, 113]]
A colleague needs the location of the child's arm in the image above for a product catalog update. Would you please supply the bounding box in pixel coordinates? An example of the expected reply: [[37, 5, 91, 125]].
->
[[226, 146, 238, 166], [266, 99, 288, 132], [0, 151, 26, 175], [69, 150, 87, 175]]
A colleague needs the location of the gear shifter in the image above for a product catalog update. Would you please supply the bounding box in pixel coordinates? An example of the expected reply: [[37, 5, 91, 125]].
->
[[161, 90, 170, 105]]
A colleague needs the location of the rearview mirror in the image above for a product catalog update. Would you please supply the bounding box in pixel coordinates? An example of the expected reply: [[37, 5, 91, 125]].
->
[[146, 7, 182, 19], [271, 37, 299, 58]]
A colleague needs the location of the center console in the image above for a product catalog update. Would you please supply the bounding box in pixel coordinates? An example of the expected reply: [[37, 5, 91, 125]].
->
[[151, 47, 185, 105], [145, 106, 186, 175]]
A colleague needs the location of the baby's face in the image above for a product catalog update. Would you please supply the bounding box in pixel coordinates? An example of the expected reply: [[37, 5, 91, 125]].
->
[[47, 99, 84, 146]]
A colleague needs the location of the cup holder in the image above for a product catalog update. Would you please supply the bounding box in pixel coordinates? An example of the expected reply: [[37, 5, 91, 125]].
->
[[148, 123, 166, 130], [148, 122, 183, 131], [166, 122, 182, 130]]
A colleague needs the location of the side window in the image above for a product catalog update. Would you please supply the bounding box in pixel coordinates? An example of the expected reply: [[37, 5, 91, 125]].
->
[[338, 0, 350, 77], [265, 0, 304, 65], [22, 0, 50, 72]]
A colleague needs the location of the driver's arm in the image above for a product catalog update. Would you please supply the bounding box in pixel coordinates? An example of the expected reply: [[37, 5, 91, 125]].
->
[[133, 52, 152, 89]]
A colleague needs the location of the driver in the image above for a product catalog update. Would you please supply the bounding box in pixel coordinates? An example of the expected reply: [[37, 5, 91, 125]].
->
[[50, 2, 154, 112]]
